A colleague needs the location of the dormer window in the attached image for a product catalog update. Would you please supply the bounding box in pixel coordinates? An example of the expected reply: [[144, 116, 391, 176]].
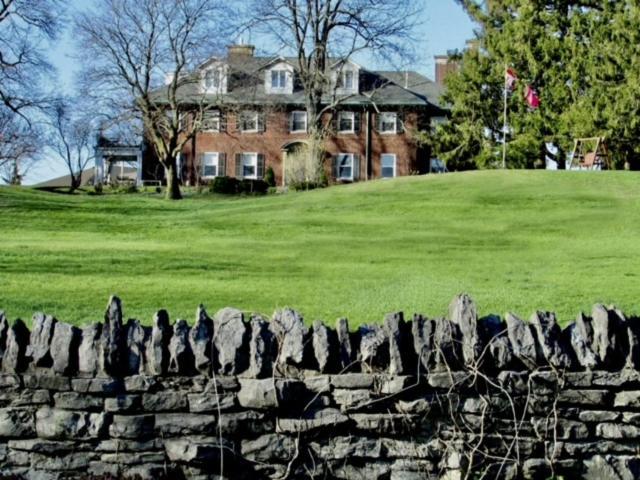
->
[[271, 70, 287, 89], [205, 69, 221, 90], [333, 62, 360, 94], [265, 61, 294, 94], [338, 70, 355, 90], [201, 63, 227, 94]]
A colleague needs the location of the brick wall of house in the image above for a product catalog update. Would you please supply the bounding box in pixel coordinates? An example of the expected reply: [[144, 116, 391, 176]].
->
[[179, 109, 430, 186]]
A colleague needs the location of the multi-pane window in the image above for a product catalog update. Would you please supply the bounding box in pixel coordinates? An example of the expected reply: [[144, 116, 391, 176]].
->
[[240, 111, 259, 132], [203, 153, 219, 178], [381, 154, 396, 178], [290, 111, 307, 133], [338, 111, 355, 133], [204, 69, 221, 90], [337, 70, 355, 90], [202, 111, 220, 132], [337, 153, 354, 180], [343, 70, 354, 90], [271, 70, 287, 89], [242, 153, 258, 179], [379, 112, 398, 134]]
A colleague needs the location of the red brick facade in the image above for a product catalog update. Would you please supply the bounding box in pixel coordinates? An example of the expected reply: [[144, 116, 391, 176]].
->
[[178, 109, 430, 186], [143, 46, 443, 186]]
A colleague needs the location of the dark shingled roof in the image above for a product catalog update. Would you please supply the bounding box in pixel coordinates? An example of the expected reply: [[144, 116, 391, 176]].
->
[[151, 55, 446, 115]]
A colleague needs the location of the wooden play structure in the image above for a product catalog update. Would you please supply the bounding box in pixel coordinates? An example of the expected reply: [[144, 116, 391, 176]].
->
[[568, 137, 612, 170]]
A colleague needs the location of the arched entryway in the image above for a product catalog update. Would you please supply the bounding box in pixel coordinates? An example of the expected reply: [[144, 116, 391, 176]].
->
[[281, 140, 310, 187]]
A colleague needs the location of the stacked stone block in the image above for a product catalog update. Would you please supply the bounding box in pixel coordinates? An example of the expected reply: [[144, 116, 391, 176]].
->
[[0, 295, 639, 479]]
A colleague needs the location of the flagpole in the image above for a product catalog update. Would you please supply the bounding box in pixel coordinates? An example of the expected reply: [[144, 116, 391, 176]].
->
[[502, 64, 508, 169]]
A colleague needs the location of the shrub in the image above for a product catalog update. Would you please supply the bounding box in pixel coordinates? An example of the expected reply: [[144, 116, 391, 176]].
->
[[93, 183, 103, 195], [289, 180, 322, 191], [239, 179, 269, 195], [318, 170, 329, 187], [209, 176, 269, 195], [210, 176, 239, 194], [108, 183, 138, 194], [264, 166, 276, 187]]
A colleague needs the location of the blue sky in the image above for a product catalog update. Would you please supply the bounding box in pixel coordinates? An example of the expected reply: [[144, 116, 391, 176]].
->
[[31, 0, 476, 184]]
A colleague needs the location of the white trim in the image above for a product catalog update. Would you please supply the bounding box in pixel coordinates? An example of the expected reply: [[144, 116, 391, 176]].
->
[[271, 70, 287, 89], [333, 60, 360, 95], [200, 63, 228, 95], [329, 58, 362, 70], [337, 153, 354, 181], [338, 111, 355, 134], [202, 152, 220, 179], [265, 61, 294, 94], [240, 111, 260, 133], [381, 153, 397, 179], [241, 152, 258, 180], [290, 111, 308, 133], [202, 110, 221, 133], [379, 112, 398, 135]]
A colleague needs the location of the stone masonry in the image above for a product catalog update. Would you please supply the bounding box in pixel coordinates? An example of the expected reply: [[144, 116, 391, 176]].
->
[[0, 295, 639, 479]]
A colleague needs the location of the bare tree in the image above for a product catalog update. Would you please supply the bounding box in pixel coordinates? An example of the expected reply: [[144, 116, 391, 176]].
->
[[249, 0, 421, 182], [0, 0, 63, 184], [0, 0, 63, 118], [0, 112, 40, 184], [75, 0, 233, 200], [47, 98, 95, 192]]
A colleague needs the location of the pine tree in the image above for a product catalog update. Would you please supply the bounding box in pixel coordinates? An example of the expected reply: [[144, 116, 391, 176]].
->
[[439, 1, 638, 169]]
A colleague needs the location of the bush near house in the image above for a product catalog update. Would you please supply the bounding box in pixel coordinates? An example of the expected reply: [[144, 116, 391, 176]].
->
[[209, 176, 269, 195]]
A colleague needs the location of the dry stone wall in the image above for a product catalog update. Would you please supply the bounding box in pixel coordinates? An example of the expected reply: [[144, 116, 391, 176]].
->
[[0, 295, 639, 479]]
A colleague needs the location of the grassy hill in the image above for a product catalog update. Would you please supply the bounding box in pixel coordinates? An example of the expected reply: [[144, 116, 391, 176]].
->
[[1, 171, 640, 326]]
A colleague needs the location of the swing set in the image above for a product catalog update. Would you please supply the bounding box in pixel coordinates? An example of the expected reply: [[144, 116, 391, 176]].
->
[[568, 137, 612, 170]]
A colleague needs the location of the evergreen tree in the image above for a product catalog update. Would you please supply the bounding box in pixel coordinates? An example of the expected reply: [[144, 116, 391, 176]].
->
[[438, 1, 637, 169]]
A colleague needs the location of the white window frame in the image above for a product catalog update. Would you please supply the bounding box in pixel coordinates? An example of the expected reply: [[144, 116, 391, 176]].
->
[[343, 70, 354, 90], [337, 70, 355, 90], [380, 112, 398, 134], [290, 111, 307, 133], [201, 64, 227, 94], [240, 111, 259, 133], [271, 70, 288, 90], [335, 66, 359, 94], [337, 153, 354, 181], [242, 152, 258, 180], [204, 69, 221, 91], [202, 152, 220, 179], [338, 111, 355, 134], [381, 153, 397, 179], [202, 111, 220, 132]]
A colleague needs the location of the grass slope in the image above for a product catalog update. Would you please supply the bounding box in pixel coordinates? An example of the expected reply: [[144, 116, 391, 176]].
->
[[1, 171, 639, 326]]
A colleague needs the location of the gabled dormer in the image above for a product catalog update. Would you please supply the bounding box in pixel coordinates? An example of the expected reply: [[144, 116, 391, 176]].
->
[[332, 60, 361, 96], [200, 59, 228, 95], [264, 59, 295, 95]]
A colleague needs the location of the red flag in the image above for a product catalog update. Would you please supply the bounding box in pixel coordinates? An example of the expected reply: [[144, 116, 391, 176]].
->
[[524, 85, 540, 109], [505, 68, 518, 91]]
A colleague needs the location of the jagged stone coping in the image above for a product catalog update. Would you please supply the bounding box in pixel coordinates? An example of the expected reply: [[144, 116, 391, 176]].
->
[[1, 295, 640, 478], [0, 294, 638, 378]]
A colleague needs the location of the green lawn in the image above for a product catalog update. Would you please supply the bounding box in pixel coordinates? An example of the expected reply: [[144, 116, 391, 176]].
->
[[1, 171, 640, 327]]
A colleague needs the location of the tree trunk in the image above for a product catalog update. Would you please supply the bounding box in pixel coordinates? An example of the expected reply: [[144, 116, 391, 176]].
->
[[10, 160, 21, 185], [307, 101, 326, 184], [69, 174, 81, 193], [308, 129, 324, 183], [165, 160, 182, 200]]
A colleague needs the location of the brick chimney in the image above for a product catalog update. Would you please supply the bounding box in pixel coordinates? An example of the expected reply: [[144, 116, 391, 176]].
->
[[227, 44, 255, 60], [434, 55, 459, 86]]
